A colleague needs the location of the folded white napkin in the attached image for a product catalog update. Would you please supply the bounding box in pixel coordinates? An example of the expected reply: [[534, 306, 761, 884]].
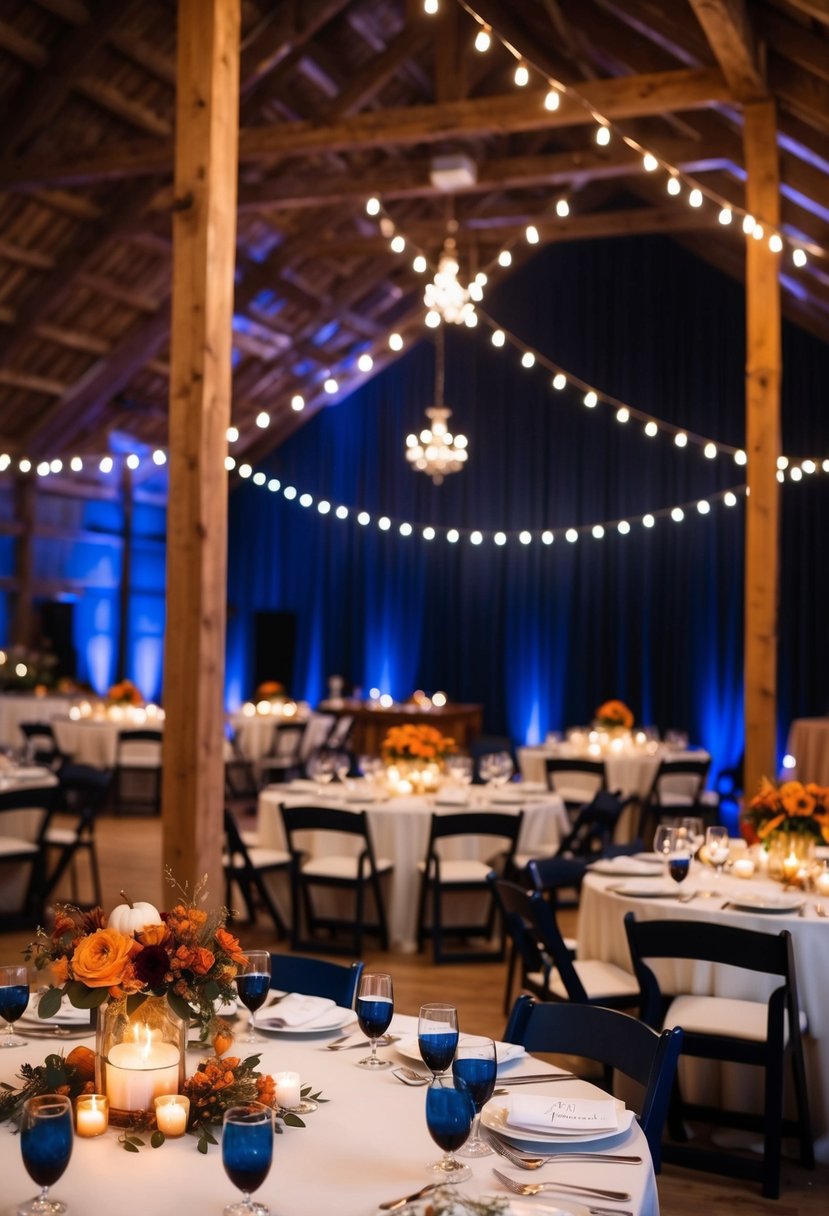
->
[[261, 992, 336, 1027], [435, 787, 469, 806], [507, 1094, 619, 1133]]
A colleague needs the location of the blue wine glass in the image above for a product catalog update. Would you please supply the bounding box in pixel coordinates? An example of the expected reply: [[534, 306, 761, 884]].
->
[[18, 1094, 73, 1215], [235, 950, 271, 1043], [355, 972, 393, 1069], [425, 1074, 474, 1182], [222, 1102, 273, 1216], [453, 1038, 497, 1157], [418, 1003, 458, 1077], [0, 963, 29, 1048]]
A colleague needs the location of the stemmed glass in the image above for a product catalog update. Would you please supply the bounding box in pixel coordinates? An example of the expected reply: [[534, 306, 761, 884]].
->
[[479, 751, 514, 787], [418, 1003, 459, 1077], [453, 1038, 497, 1157], [222, 1102, 273, 1216], [424, 1073, 475, 1183], [18, 1094, 73, 1215], [653, 824, 678, 880], [331, 752, 351, 784], [668, 843, 692, 887], [235, 951, 271, 1043], [706, 825, 730, 877], [306, 750, 336, 794], [355, 972, 393, 1069], [680, 816, 705, 856], [0, 962, 30, 1047], [444, 756, 472, 787]]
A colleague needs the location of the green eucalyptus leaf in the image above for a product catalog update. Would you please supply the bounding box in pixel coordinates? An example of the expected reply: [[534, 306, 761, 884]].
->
[[37, 988, 63, 1019], [123, 1140, 139, 1153], [197, 1137, 208, 1154], [150, 1131, 165, 1148], [282, 1113, 305, 1128], [202, 979, 219, 1000], [167, 992, 195, 1024], [65, 982, 108, 1009]]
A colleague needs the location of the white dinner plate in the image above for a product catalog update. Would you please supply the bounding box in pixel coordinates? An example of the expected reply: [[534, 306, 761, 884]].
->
[[394, 1035, 526, 1069], [482, 1099, 635, 1149], [21, 998, 91, 1027], [725, 893, 805, 914], [588, 859, 663, 877], [406, 1198, 587, 1216], [608, 881, 680, 899], [632, 852, 664, 864], [255, 1004, 353, 1035], [489, 788, 529, 804]]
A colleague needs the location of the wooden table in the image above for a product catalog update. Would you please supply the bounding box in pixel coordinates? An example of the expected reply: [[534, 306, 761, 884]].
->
[[320, 701, 483, 756]]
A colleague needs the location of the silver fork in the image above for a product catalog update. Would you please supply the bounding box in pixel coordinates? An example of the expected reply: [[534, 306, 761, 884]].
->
[[488, 1134, 640, 1170], [492, 1167, 631, 1202]]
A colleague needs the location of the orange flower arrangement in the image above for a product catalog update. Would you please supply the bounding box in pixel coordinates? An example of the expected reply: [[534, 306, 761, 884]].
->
[[741, 777, 829, 845], [27, 874, 246, 1038], [593, 699, 634, 730], [106, 678, 143, 706], [255, 680, 285, 699], [381, 723, 457, 762]]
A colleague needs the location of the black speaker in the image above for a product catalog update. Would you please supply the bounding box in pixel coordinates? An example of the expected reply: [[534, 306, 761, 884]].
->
[[253, 611, 296, 693], [39, 599, 77, 679]]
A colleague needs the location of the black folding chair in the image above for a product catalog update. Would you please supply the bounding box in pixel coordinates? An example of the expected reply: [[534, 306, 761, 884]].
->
[[0, 784, 58, 925], [270, 955, 363, 1008], [223, 808, 290, 937], [504, 994, 683, 1171], [544, 756, 607, 812], [43, 764, 110, 907], [624, 912, 814, 1197]]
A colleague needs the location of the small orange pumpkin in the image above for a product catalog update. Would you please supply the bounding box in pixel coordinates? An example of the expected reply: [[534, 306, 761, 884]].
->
[[66, 1045, 96, 1085], [213, 1024, 234, 1056]]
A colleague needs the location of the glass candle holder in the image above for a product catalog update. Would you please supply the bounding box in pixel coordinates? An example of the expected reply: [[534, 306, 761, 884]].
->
[[154, 1094, 190, 1138], [75, 1093, 108, 1137]]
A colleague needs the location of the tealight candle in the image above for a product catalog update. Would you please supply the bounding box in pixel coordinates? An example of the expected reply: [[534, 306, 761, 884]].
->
[[816, 870, 829, 897], [154, 1094, 189, 1137], [75, 1094, 108, 1137], [733, 857, 755, 880], [782, 852, 800, 884], [274, 1071, 301, 1110]]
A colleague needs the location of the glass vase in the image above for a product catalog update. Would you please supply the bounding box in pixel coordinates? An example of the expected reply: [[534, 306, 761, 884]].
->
[[96, 995, 186, 1126]]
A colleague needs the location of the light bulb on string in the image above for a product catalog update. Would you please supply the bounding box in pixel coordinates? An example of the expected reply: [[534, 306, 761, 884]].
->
[[555, 198, 570, 218], [544, 89, 560, 111], [366, 197, 381, 216], [525, 225, 539, 244], [718, 208, 732, 225], [514, 61, 530, 87], [498, 249, 512, 267], [688, 188, 703, 208], [474, 25, 491, 52], [793, 248, 807, 267], [595, 123, 611, 146], [667, 176, 681, 196], [643, 153, 658, 172], [769, 233, 783, 254]]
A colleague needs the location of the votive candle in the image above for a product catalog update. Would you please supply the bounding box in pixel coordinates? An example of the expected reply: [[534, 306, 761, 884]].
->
[[274, 1071, 301, 1110], [75, 1094, 108, 1137], [815, 870, 829, 897], [782, 852, 800, 884], [154, 1094, 189, 1137], [733, 857, 755, 880]]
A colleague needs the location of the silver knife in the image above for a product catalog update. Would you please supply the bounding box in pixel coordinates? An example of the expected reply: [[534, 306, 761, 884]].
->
[[497, 1072, 576, 1084]]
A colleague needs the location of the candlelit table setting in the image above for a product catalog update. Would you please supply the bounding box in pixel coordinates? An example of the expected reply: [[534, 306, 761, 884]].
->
[[257, 780, 569, 951]]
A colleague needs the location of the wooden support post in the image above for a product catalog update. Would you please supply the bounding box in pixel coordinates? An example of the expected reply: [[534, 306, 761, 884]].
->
[[11, 476, 34, 648], [162, 0, 240, 893], [743, 99, 781, 801], [116, 464, 133, 682]]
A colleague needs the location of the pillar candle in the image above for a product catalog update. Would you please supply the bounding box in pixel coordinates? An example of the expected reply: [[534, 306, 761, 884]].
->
[[106, 1039, 180, 1113]]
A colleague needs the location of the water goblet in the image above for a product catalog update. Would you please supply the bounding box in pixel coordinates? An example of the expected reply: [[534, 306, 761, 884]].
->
[[706, 825, 730, 877], [222, 1102, 273, 1216], [235, 950, 271, 1044], [355, 972, 393, 1069], [653, 824, 677, 879], [306, 749, 336, 794], [452, 1037, 497, 1157], [668, 845, 692, 887], [18, 1094, 73, 1216], [489, 752, 514, 787], [418, 1003, 459, 1077], [0, 962, 29, 1047], [444, 756, 472, 787], [680, 816, 705, 856], [424, 1073, 475, 1182]]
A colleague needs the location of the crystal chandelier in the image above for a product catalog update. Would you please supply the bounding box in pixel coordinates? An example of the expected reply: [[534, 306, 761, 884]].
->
[[423, 235, 485, 329], [405, 328, 468, 485]]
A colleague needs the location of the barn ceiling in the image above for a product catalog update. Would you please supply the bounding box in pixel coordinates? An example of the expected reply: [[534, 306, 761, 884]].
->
[[0, 0, 826, 496]]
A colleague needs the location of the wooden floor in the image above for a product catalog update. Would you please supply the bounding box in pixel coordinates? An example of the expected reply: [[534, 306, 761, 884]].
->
[[2, 813, 826, 1215]]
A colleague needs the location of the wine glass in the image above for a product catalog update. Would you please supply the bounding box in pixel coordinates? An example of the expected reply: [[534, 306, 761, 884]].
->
[[653, 824, 677, 879], [331, 751, 351, 784], [489, 752, 514, 787], [424, 1073, 475, 1182], [306, 750, 336, 794], [235, 950, 271, 1043], [706, 825, 730, 876], [418, 1003, 459, 1077], [355, 972, 393, 1069], [668, 844, 692, 887], [680, 816, 705, 856], [222, 1102, 273, 1216], [452, 1038, 497, 1157], [0, 962, 29, 1047], [18, 1094, 73, 1216], [444, 755, 472, 786]]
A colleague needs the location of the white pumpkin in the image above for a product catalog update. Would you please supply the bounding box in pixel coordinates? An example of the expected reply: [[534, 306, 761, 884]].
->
[[108, 896, 162, 937]]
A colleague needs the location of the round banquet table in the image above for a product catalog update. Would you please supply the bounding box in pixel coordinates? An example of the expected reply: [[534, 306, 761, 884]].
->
[[0, 692, 76, 750], [785, 718, 829, 785], [578, 866, 829, 1162], [228, 712, 310, 764], [257, 783, 569, 952], [51, 717, 163, 768], [0, 1010, 659, 1216]]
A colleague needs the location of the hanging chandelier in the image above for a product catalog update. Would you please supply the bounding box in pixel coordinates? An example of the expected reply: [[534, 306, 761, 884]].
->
[[405, 327, 468, 485], [423, 230, 485, 329]]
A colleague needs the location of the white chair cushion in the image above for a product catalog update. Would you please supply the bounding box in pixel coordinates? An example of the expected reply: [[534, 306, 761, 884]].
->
[[547, 959, 640, 1001], [664, 994, 806, 1044], [552, 784, 599, 803], [0, 837, 39, 857], [302, 855, 392, 879], [44, 827, 77, 846], [248, 848, 290, 869], [416, 858, 492, 883], [240, 830, 260, 847]]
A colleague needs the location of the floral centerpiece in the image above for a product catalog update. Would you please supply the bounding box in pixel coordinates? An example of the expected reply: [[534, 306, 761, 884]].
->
[[106, 678, 143, 707], [593, 699, 634, 730], [27, 875, 245, 1037], [741, 777, 829, 847], [255, 680, 285, 700], [381, 723, 457, 795]]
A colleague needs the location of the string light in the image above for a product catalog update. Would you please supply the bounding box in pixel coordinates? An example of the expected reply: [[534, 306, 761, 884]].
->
[[595, 124, 611, 146], [474, 24, 491, 52], [544, 89, 560, 111], [291, 394, 305, 411], [555, 198, 570, 218], [514, 61, 530, 87], [643, 153, 658, 172], [423, 0, 439, 14]]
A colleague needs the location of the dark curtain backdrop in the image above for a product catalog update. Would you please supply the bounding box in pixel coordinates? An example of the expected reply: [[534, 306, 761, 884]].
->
[[226, 236, 829, 776]]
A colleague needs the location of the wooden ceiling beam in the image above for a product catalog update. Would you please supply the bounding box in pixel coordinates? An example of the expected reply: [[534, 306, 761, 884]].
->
[[687, 0, 767, 101], [756, 3, 829, 86], [0, 67, 733, 189], [239, 0, 350, 104], [782, 0, 829, 25]]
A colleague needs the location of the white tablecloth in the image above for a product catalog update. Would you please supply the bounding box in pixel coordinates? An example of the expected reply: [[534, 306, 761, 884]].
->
[[51, 718, 163, 768], [0, 1011, 658, 1216], [257, 785, 569, 951], [0, 694, 75, 750], [578, 867, 829, 1162]]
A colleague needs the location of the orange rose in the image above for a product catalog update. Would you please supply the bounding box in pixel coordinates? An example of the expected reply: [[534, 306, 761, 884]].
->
[[190, 947, 215, 976], [215, 928, 248, 966], [71, 928, 135, 988], [51, 957, 70, 986], [137, 923, 169, 947]]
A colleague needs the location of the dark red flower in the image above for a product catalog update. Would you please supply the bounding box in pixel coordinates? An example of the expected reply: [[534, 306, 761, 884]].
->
[[132, 944, 170, 989]]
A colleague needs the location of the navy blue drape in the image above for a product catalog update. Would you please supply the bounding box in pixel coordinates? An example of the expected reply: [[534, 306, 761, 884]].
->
[[227, 236, 829, 775]]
